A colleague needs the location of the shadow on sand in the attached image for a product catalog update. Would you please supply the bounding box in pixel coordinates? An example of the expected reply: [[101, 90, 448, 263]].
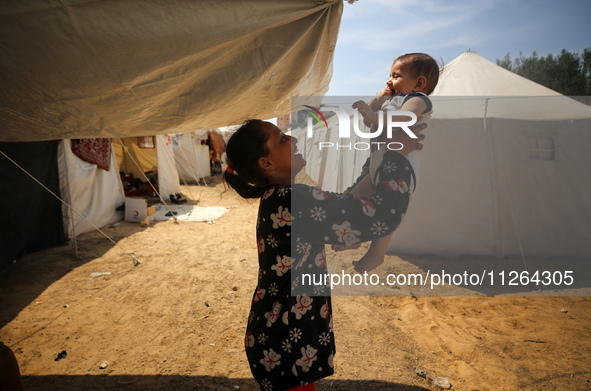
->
[[22, 375, 432, 391]]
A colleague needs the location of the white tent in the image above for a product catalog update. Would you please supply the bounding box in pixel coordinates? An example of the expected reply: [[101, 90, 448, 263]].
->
[[290, 94, 374, 194], [387, 52, 591, 257], [58, 140, 125, 238], [173, 131, 212, 185], [295, 52, 591, 258]]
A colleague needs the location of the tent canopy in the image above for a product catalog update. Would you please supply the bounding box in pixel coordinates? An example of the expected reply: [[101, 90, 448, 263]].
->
[[0, 0, 343, 141], [432, 52, 591, 120]]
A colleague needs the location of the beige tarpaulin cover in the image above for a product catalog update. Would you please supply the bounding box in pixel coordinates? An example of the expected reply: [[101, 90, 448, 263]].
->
[[0, 0, 343, 141]]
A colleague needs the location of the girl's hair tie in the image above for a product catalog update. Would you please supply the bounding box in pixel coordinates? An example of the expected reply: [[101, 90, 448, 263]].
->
[[226, 166, 235, 174]]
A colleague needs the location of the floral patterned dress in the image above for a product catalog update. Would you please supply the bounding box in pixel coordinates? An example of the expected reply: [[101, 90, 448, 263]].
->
[[245, 151, 413, 391]]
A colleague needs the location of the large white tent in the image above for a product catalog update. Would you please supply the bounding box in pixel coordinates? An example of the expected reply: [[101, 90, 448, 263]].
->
[[390, 52, 591, 257]]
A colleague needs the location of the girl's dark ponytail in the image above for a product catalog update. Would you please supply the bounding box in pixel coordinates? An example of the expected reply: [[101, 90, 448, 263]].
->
[[223, 119, 270, 199], [223, 168, 265, 199]]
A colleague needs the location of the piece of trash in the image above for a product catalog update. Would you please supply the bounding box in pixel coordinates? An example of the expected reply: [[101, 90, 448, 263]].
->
[[232, 286, 238, 291], [140, 216, 150, 227], [90, 272, 112, 278], [36, 301, 42, 305], [426, 373, 451, 389], [63, 304, 70, 309], [209, 343, 215, 347], [132, 256, 142, 266], [239, 258, 247, 262], [99, 361, 109, 369], [561, 308, 568, 313], [415, 368, 427, 378], [233, 386, 240, 390], [205, 302, 210, 307], [55, 350, 68, 361]]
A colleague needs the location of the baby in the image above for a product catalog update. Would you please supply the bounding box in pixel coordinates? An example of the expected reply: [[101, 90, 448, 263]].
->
[[342, 53, 439, 273]]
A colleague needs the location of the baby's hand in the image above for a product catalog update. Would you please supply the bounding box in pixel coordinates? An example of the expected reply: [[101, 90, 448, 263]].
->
[[352, 100, 373, 119], [378, 87, 393, 97], [352, 100, 368, 110]]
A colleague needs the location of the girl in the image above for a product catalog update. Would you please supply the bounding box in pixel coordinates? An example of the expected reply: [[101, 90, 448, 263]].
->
[[224, 119, 425, 391]]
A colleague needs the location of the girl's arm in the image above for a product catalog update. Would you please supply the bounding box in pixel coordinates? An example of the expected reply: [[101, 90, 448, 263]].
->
[[291, 151, 413, 246]]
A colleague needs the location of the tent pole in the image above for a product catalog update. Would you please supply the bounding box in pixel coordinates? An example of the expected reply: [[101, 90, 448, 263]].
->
[[191, 133, 208, 186], [59, 141, 79, 258], [65, 145, 79, 258]]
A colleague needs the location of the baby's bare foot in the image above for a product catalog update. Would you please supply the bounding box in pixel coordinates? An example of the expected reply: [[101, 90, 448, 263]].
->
[[352, 252, 385, 274]]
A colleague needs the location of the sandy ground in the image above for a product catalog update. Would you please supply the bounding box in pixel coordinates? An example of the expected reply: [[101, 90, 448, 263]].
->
[[1, 178, 590, 391]]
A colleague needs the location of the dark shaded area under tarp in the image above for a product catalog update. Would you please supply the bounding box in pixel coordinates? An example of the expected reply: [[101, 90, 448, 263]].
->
[[0, 141, 67, 269]]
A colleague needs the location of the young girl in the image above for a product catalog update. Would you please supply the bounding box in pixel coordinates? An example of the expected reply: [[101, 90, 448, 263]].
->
[[223, 119, 425, 391], [343, 53, 440, 274]]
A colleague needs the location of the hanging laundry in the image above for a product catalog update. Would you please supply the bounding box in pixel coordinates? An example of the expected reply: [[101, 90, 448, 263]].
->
[[138, 136, 156, 149], [71, 138, 112, 171]]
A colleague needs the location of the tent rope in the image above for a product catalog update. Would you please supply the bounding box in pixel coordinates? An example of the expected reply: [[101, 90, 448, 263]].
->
[[116, 138, 178, 224], [0, 148, 141, 266]]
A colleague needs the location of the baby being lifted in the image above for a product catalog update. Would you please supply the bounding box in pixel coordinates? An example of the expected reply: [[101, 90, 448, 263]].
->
[[336, 53, 440, 274]]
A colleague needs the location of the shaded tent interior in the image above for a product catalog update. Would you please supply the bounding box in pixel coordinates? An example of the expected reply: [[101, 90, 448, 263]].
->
[[0, 142, 67, 266], [113, 135, 181, 200]]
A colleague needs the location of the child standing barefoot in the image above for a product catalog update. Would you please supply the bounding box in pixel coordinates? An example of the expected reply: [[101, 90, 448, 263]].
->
[[346, 53, 440, 274]]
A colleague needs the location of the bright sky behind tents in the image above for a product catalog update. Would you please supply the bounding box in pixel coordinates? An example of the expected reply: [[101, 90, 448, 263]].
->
[[327, 0, 591, 96]]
